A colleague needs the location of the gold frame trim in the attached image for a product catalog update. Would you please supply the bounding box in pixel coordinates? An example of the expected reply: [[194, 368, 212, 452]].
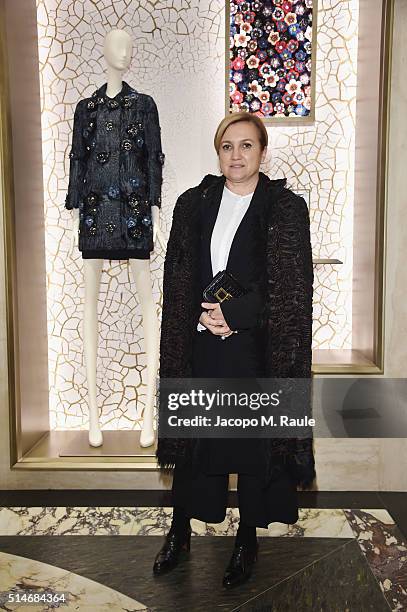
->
[[373, 0, 394, 375], [0, 1, 20, 469], [225, 0, 318, 124], [0, 1, 394, 470]]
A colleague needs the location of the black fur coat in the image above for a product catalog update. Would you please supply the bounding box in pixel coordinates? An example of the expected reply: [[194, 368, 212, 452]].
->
[[156, 172, 316, 489], [65, 81, 164, 253]]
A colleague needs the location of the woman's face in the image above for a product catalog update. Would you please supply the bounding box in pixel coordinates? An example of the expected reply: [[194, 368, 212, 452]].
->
[[218, 121, 266, 185]]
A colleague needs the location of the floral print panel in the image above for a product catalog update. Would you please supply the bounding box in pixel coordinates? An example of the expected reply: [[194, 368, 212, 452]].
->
[[229, 0, 314, 119]]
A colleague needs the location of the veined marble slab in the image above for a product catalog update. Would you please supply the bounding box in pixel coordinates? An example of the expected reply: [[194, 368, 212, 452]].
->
[[0, 506, 355, 538], [344, 509, 407, 612], [0, 551, 146, 611]]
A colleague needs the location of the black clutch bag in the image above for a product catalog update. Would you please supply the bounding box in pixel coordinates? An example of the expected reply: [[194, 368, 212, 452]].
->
[[203, 270, 247, 303]]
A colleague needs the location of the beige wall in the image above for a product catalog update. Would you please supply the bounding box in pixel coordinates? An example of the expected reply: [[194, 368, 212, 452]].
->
[[0, 0, 406, 491]]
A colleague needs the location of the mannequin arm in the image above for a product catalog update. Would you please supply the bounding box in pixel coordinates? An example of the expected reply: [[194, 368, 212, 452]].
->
[[152, 205, 167, 252], [69, 208, 79, 257]]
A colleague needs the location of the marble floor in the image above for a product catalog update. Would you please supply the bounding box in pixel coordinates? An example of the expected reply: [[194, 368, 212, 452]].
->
[[0, 494, 405, 611]]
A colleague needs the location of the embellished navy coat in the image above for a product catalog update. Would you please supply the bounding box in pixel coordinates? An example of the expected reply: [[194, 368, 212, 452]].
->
[[65, 81, 164, 253], [156, 172, 316, 489]]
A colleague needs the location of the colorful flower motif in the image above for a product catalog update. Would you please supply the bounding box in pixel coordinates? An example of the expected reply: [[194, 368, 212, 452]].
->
[[270, 56, 281, 68], [272, 7, 285, 20], [276, 20, 288, 32], [246, 55, 260, 70], [231, 90, 244, 104], [275, 40, 287, 53], [250, 99, 261, 111], [259, 62, 272, 76], [108, 185, 120, 199], [248, 80, 263, 96], [252, 27, 263, 38], [288, 23, 300, 36], [295, 49, 307, 61], [232, 56, 245, 70], [295, 104, 307, 115], [258, 90, 270, 103], [292, 91, 305, 104], [287, 39, 299, 52], [261, 102, 274, 115], [285, 79, 302, 94], [233, 71, 244, 83], [234, 32, 249, 47], [258, 37, 269, 49], [280, 48, 292, 60], [286, 70, 300, 81], [268, 31, 280, 45], [284, 12, 297, 25], [229, 0, 312, 118], [265, 71, 280, 87]]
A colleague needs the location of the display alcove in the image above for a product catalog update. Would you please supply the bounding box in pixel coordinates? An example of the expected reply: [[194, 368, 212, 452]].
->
[[0, 0, 393, 469]]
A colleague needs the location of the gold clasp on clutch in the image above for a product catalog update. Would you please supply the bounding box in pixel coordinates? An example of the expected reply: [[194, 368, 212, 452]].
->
[[214, 287, 232, 302]]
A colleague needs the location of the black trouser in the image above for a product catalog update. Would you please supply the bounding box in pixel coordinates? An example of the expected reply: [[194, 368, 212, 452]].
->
[[172, 463, 298, 528]]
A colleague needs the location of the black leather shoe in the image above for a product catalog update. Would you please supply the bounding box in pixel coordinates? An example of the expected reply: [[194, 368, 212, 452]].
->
[[222, 540, 258, 589], [153, 528, 191, 575]]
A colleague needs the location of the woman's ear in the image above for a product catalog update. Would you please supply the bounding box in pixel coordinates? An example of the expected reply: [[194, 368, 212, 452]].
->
[[261, 146, 268, 163]]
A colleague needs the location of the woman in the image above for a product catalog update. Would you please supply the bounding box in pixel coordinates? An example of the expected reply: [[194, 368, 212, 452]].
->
[[154, 113, 316, 588]]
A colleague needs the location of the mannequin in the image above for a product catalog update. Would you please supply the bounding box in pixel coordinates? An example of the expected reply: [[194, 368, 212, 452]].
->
[[67, 29, 167, 448]]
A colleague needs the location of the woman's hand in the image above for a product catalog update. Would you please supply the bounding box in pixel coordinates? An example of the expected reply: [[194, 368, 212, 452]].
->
[[199, 302, 234, 337]]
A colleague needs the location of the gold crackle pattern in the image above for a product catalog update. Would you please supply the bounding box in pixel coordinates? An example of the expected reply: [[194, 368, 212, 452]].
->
[[36, 0, 357, 429]]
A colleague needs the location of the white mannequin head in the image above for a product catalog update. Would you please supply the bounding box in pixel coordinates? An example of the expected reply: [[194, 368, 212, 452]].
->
[[103, 29, 133, 71]]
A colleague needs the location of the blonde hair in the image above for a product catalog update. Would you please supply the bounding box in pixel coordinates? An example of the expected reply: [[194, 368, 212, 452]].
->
[[214, 112, 268, 154]]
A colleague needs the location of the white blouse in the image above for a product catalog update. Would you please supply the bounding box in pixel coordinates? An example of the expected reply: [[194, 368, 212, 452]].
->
[[198, 185, 254, 331]]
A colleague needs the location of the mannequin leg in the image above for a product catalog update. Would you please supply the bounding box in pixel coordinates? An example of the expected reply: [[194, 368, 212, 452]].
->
[[83, 259, 104, 447], [129, 259, 159, 447]]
